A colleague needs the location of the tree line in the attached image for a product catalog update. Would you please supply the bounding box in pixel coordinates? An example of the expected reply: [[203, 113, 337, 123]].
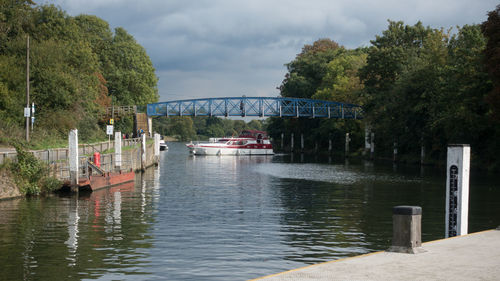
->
[[267, 5, 500, 170], [153, 116, 266, 141], [0, 1, 158, 146]]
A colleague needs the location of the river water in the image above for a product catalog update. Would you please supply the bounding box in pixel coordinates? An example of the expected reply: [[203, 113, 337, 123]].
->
[[1, 142, 499, 280]]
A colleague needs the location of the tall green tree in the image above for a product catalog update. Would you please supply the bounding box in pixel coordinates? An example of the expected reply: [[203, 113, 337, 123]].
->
[[482, 4, 500, 122], [104, 27, 158, 105], [0, 3, 158, 144], [279, 38, 343, 99], [312, 50, 367, 105]]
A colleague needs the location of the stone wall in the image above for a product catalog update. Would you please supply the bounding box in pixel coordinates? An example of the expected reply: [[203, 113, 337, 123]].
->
[[0, 169, 22, 200]]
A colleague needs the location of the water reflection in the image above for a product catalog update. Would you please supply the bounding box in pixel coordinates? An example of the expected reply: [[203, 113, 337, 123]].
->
[[65, 197, 79, 266], [0, 142, 499, 281], [0, 170, 158, 280]]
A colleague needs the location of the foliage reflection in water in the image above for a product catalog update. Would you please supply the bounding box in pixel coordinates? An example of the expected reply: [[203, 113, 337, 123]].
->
[[0, 142, 499, 280]]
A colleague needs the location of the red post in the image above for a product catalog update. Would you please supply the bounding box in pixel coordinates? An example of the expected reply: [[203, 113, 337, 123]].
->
[[93, 152, 101, 168]]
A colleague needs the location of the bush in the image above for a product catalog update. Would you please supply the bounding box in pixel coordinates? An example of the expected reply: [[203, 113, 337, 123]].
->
[[10, 143, 61, 195]]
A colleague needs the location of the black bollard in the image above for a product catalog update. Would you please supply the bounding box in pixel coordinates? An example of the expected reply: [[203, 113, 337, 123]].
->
[[388, 206, 426, 254]]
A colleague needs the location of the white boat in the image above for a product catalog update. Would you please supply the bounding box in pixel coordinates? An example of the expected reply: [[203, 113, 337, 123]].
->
[[159, 140, 168, 151], [186, 130, 274, 155]]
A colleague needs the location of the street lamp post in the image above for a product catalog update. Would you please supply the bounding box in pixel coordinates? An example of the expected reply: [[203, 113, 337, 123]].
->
[[25, 35, 30, 142]]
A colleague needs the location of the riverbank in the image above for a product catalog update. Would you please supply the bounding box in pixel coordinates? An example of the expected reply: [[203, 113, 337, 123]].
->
[[0, 135, 160, 200], [251, 229, 500, 280]]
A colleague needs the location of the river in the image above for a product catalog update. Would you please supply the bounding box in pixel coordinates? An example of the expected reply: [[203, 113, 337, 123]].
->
[[1, 142, 499, 280]]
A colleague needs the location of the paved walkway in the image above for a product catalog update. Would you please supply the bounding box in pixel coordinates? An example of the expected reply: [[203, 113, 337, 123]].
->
[[251, 229, 500, 281]]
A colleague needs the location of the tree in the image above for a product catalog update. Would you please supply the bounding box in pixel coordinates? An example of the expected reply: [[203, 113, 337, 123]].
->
[[313, 50, 367, 105], [359, 21, 448, 157], [168, 117, 196, 141], [0, 3, 158, 144], [279, 38, 343, 99], [103, 27, 159, 105], [482, 4, 500, 122]]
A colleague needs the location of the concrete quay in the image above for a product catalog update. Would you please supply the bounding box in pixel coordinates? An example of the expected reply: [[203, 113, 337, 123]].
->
[[251, 229, 500, 281]]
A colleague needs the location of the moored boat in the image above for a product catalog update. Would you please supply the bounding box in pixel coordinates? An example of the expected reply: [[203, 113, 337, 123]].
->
[[186, 130, 274, 155], [160, 139, 168, 151]]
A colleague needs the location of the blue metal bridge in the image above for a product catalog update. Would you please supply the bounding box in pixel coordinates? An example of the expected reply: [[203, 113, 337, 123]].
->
[[147, 97, 363, 119]]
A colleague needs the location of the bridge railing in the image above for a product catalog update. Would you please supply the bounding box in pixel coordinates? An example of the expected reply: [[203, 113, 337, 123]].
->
[[147, 97, 363, 119]]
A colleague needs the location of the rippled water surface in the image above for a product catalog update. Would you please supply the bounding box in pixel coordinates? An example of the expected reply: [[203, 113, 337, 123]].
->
[[1, 142, 499, 280]]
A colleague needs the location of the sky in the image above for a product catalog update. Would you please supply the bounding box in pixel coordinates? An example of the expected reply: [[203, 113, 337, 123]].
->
[[46, 0, 498, 102]]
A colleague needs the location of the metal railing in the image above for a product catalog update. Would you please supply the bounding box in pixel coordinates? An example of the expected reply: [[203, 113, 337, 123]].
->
[[1, 138, 144, 180], [147, 97, 363, 119]]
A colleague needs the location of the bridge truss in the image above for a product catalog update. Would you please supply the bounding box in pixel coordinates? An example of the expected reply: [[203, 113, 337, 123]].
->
[[147, 97, 363, 119]]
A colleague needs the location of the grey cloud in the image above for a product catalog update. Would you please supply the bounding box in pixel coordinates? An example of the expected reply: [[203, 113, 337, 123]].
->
[[49, 0, 499, 101]]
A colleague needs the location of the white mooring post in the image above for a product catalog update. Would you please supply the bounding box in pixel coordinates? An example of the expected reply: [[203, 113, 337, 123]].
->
[[154, 133, 160, 160], [68, 129, 79, 192], [364, 126, 370, 156], [345, 133, 350, 157], [141, 134, 146, 171], [115, 131, 122, 170], [445, 144, 470, 238]]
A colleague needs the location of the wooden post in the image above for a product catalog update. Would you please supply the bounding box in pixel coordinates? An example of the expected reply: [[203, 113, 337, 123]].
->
[[300, 133, 304, 152], [281, 133, 284, 150], [364, 126, 370, 156], [421, 136, 425, 165], [68, 129, 79, 193], [345, 133, 350, 157], [370, 132, 375, 160], [388, 206, 425, 254], [393, 141, 398, 162], [446, 144, 470, 238]]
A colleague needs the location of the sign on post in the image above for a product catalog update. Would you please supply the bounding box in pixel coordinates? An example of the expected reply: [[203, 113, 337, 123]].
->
[[106, 125, 114, 135], [24, 107, 31, 117], [445, 144, 470, 238]]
